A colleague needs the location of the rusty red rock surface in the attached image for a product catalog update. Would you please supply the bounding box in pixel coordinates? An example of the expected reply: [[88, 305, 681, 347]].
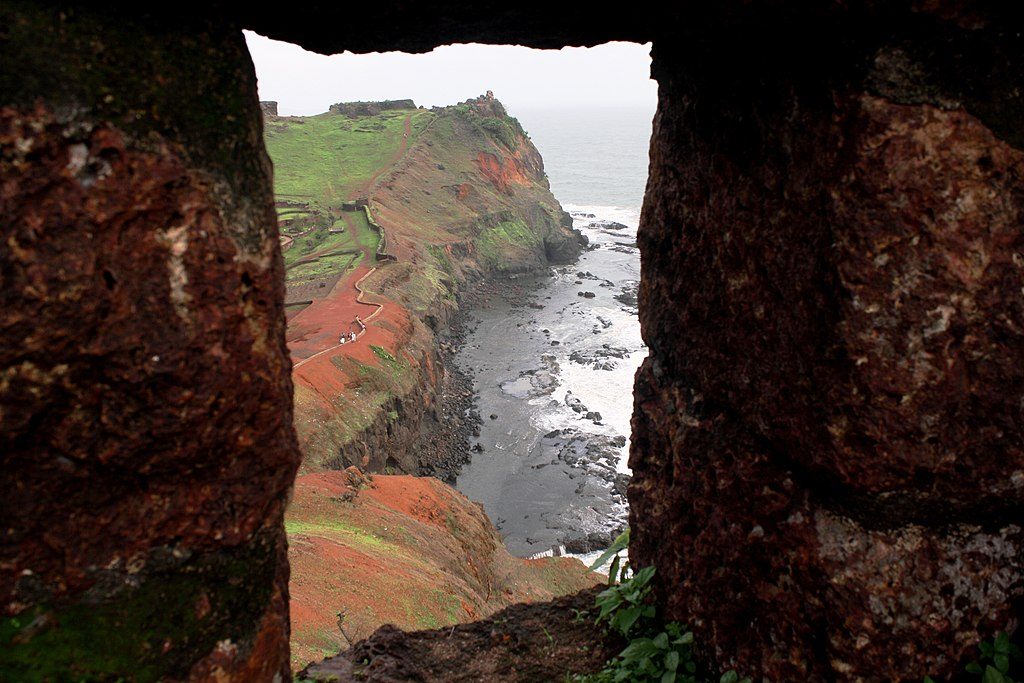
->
[[1, 105, 298, 607], [1, 101, 298, 678], [632, 29, 1024, 681]]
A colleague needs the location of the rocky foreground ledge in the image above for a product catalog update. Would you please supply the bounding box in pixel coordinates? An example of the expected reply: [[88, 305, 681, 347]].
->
[[297, 587, 621, 682]]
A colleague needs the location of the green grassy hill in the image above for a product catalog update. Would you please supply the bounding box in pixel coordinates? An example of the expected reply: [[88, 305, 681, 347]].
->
[[266, 108, 432, 203]]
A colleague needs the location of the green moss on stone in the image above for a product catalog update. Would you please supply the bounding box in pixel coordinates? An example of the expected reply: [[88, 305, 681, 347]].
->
[[0, 530, 281, 682], [476, 216, 542, 270]]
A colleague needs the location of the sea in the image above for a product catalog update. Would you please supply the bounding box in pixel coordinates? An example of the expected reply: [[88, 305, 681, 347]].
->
[[453, 105, 654, 559]]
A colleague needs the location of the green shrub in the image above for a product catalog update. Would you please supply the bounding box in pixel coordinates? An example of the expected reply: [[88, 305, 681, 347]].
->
[[595, 566, 656, 639], [577, 566, 748, 683], [479, 117, 518, 149], [963, 632, 1022, 682], [370, 344, 397, 363]]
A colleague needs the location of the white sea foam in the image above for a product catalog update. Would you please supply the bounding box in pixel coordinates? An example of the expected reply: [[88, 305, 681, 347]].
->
[[563, 203, 642, 233], [533, 204, 646, 474]]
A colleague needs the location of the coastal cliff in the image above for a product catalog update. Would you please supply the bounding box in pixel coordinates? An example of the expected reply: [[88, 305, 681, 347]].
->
[[266, 94, 583, 475], [263, 95, 593, 669]]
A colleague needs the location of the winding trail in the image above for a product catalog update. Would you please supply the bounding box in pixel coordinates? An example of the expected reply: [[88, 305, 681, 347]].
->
[[288, 112, 416, 372], [353, 266, 385, 325], [292, 266, 384, 370]]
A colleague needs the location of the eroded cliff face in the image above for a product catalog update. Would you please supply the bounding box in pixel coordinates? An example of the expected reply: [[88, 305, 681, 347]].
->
[[631, 5, 1024, 680]]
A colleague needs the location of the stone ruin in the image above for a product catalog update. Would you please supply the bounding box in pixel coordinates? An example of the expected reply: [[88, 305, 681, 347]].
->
[[328, 99, 417, 118]]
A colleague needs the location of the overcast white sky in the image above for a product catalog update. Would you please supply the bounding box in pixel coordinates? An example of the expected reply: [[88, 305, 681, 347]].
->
[[244, 32, 656, 117]]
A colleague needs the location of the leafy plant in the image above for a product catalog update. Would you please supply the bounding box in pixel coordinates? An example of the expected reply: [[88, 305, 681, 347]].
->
[[595, 566, 656, 638], [579, 566, 749, 683], [922, 632, 1022, 683], [605, 620, 695, 682], [590, 529, 630, 571], [606, 554, 630, 587], [587, 530, 631, 586], [965, 632, 1022, 682]]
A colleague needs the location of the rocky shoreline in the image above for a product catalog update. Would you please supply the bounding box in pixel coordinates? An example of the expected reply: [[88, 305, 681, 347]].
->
[[409, 284, 486, 485], [403, 273, 631, 556], [412, 275, 540, 485], [384, 209, 641, 558], [446, 213, 642, 555]]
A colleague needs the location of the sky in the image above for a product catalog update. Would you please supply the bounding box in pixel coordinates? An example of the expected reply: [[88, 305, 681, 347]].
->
[[244, 32, 656, 117]]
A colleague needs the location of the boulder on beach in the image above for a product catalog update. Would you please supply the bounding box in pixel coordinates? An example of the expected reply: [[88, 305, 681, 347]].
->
[[564, 392, 588, 414], [586, 220, 629, 230]]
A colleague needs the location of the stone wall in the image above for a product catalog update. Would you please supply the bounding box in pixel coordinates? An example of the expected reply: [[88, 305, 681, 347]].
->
[[2, 1, 1022, 680], [631, 4, 1024, 680], [329, 99, 416, 117], [1, 4, 299, 679]]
